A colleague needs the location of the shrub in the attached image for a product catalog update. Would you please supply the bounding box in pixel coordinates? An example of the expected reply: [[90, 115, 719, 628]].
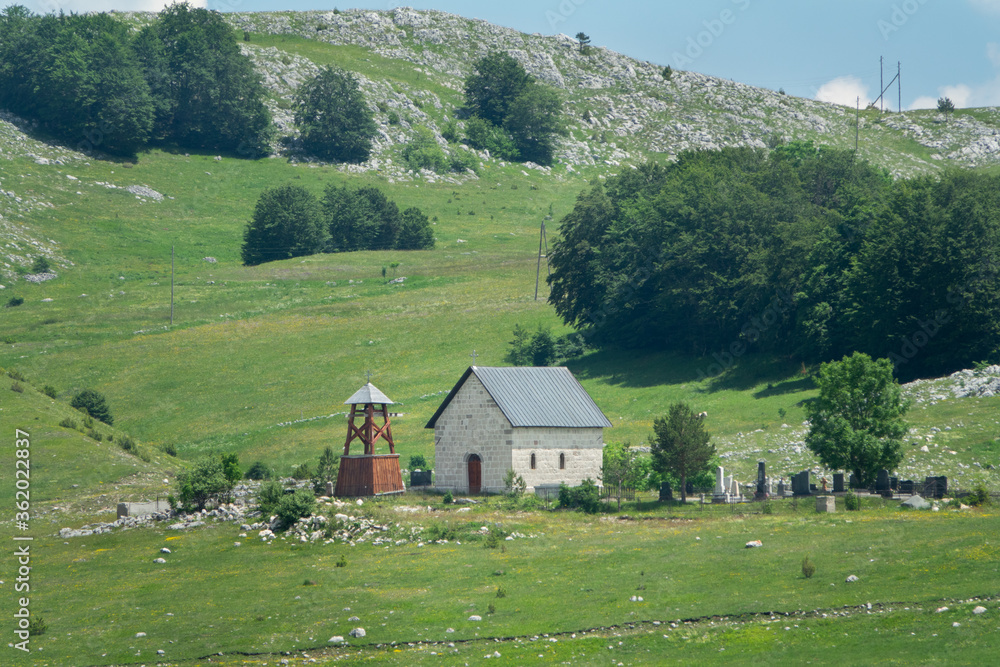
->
[[59, 417, 77, 429], [503, 468, 526, 498], [496, 585, 507, 598], [802, 556, 816, 579], [303, 579, 317, 586], [387, 111, 400, 125], [311, 446, 339, 494], [86, 428, 103, 442], [291, 463, 313, 480], [408, 454, 428, 470], [7, 368, 26, 381], [844, 491, 860, 511], [402, 126, 448, 173], [449, 147, 479, 174], [487, 602, 496, 615], [168, 495, 178, 511], [967, 483, 990, 507], [426, 521, 457, 542], [335, 554, 347, 567], [441, 119, 459, 143], [5, 296, 24, 308], [557, 479, 601, 513], [662, 65, 673, 80], [162, 443, 178, 457], [176, 456, 234, 511], [442, 491, 453, 504], [28, 616, 46, 636], [464, 116, 519, 160], [70, 389, 114, 425], [245, 460, 273, 480], [117, 435, 137, 454], [10, 381, 23, 393], [42, 385, 57, 398], [257, 480, 286, 517], [761, 500, 774, 514], [31, 256, 51, 273], [275, 488, 316, 530]]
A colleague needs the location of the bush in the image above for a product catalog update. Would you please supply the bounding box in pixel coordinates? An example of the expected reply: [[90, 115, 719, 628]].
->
[[662, 65, 673, 80], [443, 491, 453, 504], [503, 468, 526, 498], [387, 111, 400, 125], [557, 479, 601, 514], [10, 381, 23, 393], [402, 126, 448, 173], [42, 385, 57, 398], [70, 389, 114, 425], [408, 454, 428, 470], [761, 500, 774, 514], [844, 490, 860, 511], [162, 443, 178, 457], [291, 463, 313, 480], [464, 116, 519, 161], [30, 256, 51, 273], [245, 460, 273, 480], [176, 456, 235, 511], [441, 119, 459, 143], [802, 556, 816, 579], [86, 428, 103, 442], [257, 480, 286, 516], [426, 521, 458, 542], [311, 446, 339, 494], [275, 488, 316, 530], [5, 296, 24, 308], [117, 435, 137, 454], [335, 554, 347, 567], [967, 483, 990, 507], [496, 584, 507, 598], [28, 616, 46, 636], [7, 368, 26, 381], [449, 147, 479, 174], [58, 417, 77, 429]]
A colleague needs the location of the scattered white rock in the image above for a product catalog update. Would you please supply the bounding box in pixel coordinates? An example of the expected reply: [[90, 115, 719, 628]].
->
[[349, 627, 366, 638], [468, 615, 482, 621], [973, 606, 987, 614], [845, 575, 859, 582]]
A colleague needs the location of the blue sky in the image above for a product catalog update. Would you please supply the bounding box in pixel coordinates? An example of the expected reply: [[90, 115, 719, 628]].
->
[[7, 0, 1000, 110]]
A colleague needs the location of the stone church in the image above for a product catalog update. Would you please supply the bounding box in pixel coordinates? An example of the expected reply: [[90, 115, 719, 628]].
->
[[426, 366, 612, 494]]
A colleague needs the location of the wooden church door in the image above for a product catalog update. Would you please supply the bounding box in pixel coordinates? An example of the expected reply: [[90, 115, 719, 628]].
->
[[468, 454, 482, 494]]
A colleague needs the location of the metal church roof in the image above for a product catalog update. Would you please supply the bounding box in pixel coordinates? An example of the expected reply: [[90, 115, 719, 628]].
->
[[425, 366, 612, 429], [344, 382, 394, 405]]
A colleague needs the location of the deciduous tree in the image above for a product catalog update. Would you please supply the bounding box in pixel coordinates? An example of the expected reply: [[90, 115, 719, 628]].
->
[[650, 402, 715, 502], [294, 65, 376, 163]]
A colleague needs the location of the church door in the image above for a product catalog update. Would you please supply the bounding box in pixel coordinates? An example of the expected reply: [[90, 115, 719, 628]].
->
[[468, 454, 482, 494]]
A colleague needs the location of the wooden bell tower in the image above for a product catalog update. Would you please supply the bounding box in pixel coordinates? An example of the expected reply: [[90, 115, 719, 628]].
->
[[333, 381, 405, 497]]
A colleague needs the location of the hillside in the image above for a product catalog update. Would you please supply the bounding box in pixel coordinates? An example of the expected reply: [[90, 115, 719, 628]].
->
[[0, 8, 998, 500]]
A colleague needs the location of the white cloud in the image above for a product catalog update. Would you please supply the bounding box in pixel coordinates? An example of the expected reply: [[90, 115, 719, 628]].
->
[[16, 0, 205, 14], [814, 76, 869, 108]]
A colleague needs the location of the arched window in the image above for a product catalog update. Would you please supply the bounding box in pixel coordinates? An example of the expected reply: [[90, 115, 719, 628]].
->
[[530, 452, 536, 470], [559, 452, 565, 470]]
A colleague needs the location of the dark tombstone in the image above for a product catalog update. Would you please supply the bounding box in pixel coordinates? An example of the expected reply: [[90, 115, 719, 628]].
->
[[899, 479, 914, 494], [849, 473, 859, 489], [659, 482, 673, 502], [410, 470, 432, 487], [116, 503, 129, 519], [876, 469, 892, 497], [686, 481, 694, 496], [924, 475, 947, 499], [756, 461, 766, 499], [792, 471, 811, 496], [810, 483, 818, 492], [777, 479, 786, 496], [890, 476, 899, 491], [833, 473, 845, 493]]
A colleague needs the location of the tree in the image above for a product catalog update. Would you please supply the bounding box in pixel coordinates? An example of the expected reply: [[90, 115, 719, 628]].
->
[[804, 352, 908, 488], [153, 3, 272, 155], [574, 32, 591, 54], [937, 96, 955, 113], [397, 207, 435, 250], [503, 84, 564, 165], [464, 51, 533, 127], [463, 115, 520, 160], [70, 389, 114, 425], [312, 446, 340, 494], [294, 65, 376, 163], [241, 184, 327, 266], [650, 402, 715, 503], [176, 456, 233, 511], [601, 441, 641, 510], [323, 185, 401, 252]]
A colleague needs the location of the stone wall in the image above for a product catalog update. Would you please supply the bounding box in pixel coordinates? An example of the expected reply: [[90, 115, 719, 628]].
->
[[512, 427, 604, 491], [433, 375, 512, 493]]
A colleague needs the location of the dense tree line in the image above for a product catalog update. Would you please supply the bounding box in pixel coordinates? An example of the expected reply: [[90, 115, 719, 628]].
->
[[547, 143, 1000, 378], [241, 183, 434, 266], [462, 51, 564, 165], [0, 3, 272, 156]]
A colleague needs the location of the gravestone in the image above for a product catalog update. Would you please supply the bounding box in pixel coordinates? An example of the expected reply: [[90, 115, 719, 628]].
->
[[792, 471, 811, 496], [833, 473, 845, 493], [876, 469, 891, 497], [713, 466, 728, 503], [410, 470, 432, 487], [117, 503, 129, 519], [890, 476, 899, 490], [816, 496, 836, 513], [924, 475, 948, 499], [777, 479, 786, 496], [325, 481, 334, 496], [755, 461, 767, 499], [849, 473, 859, 489], [899, 479, 915, 494], [659, 482, 673, 502]]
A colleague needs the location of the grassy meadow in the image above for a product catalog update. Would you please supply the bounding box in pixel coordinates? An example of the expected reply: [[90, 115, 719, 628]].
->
[[1, 32, 1000, 666]]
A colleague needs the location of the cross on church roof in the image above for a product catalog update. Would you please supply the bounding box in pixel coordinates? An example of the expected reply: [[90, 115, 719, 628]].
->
[[365, 369, 372, 382], [470, 349, 478, 365]]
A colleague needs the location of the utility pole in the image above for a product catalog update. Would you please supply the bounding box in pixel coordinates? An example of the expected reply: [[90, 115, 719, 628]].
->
[[170, 245, 174, 326], [880, 56, 883, 112], [855, 96, 860, 153], [898, 61, 901, 113]]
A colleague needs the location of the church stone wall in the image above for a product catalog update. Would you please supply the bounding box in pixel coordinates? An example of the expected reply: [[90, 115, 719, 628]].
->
[[511, 427, 604, 491]]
